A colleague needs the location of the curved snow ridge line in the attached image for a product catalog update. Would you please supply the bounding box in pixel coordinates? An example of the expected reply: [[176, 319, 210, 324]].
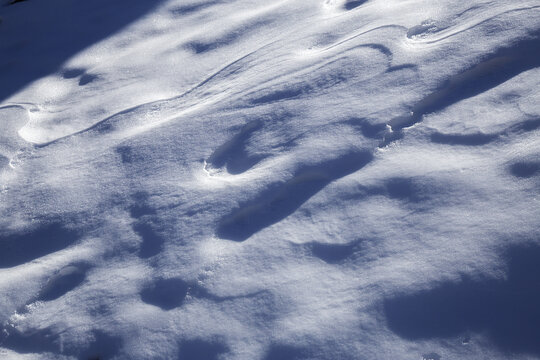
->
[[28, 29, 393, 148], [427, 116, 540, 147], [239, 43, 394, 107], [207, 28, 475, 241], [388, 33, 540, 132], [322, 24, 406, 53], [45, 1, 311, 146], [18, 12, 399, 147], [0, 104, 33, 111], [192, 29, 394, 109], [0, 104, 32, 131], [407, 5, 540, 45], [29, 40, 280, 148]]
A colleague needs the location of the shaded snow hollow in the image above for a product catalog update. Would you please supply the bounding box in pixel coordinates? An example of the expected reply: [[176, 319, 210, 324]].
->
[[1, 0, 539, 359]]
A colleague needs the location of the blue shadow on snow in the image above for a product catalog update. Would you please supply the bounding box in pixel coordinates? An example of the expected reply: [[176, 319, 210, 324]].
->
[[0, 0, 165, 102], [384, 244, 540, 356], [217, 150, 373, 241]]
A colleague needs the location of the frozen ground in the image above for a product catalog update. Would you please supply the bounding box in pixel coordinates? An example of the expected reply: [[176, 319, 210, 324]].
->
[[0, 0, 539, 359]]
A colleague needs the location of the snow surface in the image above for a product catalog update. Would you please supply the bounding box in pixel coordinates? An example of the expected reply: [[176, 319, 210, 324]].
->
[[0, 0, 539, 359]]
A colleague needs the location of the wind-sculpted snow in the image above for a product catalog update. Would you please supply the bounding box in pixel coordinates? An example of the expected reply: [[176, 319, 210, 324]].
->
[[217, 150, 373, 241], [385, 244, 540, 356], [206, 119, 265, 174], [390, 34, 540, 130], [510, 161, 540, 178], [1, 0, 539, 359], [0, 222, 79, 269], [0, 0, 165, 102]]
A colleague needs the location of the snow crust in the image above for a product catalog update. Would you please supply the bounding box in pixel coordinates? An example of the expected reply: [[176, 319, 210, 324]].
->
[[0, 0, 539, 359]]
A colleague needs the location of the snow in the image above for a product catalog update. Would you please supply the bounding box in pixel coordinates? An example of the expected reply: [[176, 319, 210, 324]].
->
[[1, 0, 539, 359]]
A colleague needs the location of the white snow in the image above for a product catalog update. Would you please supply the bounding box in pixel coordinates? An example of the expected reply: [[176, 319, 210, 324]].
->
[[0, 0, 539, 359]]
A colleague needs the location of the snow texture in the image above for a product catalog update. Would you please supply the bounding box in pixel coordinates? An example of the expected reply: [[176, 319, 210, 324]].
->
[[0, 0, 539, 359]]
